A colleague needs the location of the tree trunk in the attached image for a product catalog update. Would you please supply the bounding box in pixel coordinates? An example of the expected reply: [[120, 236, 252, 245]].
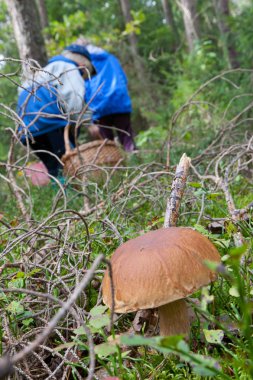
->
[[179, 0, 199, 52], [161, 0, 178, 37], [119, 0, 144, 80], [36, 0, 49, 30], [213, 0, 239, 68], [6, 0, 48, 67]]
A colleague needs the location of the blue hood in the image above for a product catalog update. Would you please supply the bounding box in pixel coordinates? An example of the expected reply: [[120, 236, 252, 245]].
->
[[85, 50, 132, 120]]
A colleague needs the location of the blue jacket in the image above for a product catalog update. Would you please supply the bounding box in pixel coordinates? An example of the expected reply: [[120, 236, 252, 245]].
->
[[18, 56, 84, 141], [84, 47, 132, 121]]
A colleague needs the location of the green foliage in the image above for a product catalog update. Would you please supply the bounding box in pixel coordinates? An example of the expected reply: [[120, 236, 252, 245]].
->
[[45, 11, 88, 53], [136, 126, 167, 149], [122, 10, 146, 37]]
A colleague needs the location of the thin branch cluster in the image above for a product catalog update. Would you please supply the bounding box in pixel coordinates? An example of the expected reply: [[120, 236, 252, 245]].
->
[[0, 60, 252, 379]]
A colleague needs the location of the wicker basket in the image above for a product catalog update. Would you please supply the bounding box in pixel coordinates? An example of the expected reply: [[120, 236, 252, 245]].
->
[[62, 124, 123, 181]]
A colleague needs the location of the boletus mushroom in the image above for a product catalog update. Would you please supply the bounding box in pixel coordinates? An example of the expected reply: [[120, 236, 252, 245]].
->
[[102, 227, 220, 336]]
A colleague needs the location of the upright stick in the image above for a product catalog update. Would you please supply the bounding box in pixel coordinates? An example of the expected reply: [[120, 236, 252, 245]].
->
[[131, 153, 191, 335], [164, 153, 191, 228]]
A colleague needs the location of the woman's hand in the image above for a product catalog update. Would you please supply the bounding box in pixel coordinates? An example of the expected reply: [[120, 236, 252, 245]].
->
[[88, 124, 102, 139]]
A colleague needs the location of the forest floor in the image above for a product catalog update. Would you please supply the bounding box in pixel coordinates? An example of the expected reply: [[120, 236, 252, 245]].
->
[[0, 74, 253, 379]]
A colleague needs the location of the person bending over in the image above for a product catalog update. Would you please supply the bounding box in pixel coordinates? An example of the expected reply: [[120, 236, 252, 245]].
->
[[17, 44, 96, 177], [76, 39, 136, 152]]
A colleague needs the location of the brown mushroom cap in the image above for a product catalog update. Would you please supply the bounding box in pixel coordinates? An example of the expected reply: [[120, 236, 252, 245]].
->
[[102, 227, 220, 313]]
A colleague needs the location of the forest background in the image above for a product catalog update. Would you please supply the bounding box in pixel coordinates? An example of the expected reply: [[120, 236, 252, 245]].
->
[[0, 1, 253, 379], [0, 0, 252, 161]]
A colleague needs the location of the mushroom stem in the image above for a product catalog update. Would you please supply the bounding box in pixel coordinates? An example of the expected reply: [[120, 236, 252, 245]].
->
[[158, 299, 190, 336]]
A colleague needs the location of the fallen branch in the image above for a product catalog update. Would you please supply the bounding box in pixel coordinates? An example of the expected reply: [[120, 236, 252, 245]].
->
[[0, 254, 105, 380]]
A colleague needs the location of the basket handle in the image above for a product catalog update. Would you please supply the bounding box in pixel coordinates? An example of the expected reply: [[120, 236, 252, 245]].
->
[[64, 123, 72, 156]]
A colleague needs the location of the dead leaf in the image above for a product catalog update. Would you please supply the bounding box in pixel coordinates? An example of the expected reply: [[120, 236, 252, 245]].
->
[[129, 309, 158, 336], [207, 221, 224, 234]]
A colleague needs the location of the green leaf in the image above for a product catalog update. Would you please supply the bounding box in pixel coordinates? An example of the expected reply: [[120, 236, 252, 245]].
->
[[201, 287, 214, 311], [17, 311, 33, 320], [26, 268, 41, 277], [229, 286, 240, 297], [221, 254, 230, 262], [8, 278, 25, 289], [120, 334, 159, 347], [203, 260, 220, 272], [73, 326, 86, 335], [89, 314, 110, 329], [177, 339, 190, 353], [0, 292, 8, 301], [183, 131, 192, 141], [193, 224, 208, 236], [191, 354, 221, 376], [229, 245, 247, 258], [225, 221, 237, 235], [206, 192, 221, 200], [89, 305, 108, 317], [16, 271, 25, 278], [213, 238, 231, 249], [22, 318, 34, 327], [121, 350, 131, 358], [159, 335, 184, 348], [94, 342, 118, 358], [194, 189, 206, 196], [175, 340, 191, 361], [192, 364, 219, 377], [188, 182, 202, 188], [203, 329, 224, 344], [7, 301, 24, 315], [131, 10, 146, 23]]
